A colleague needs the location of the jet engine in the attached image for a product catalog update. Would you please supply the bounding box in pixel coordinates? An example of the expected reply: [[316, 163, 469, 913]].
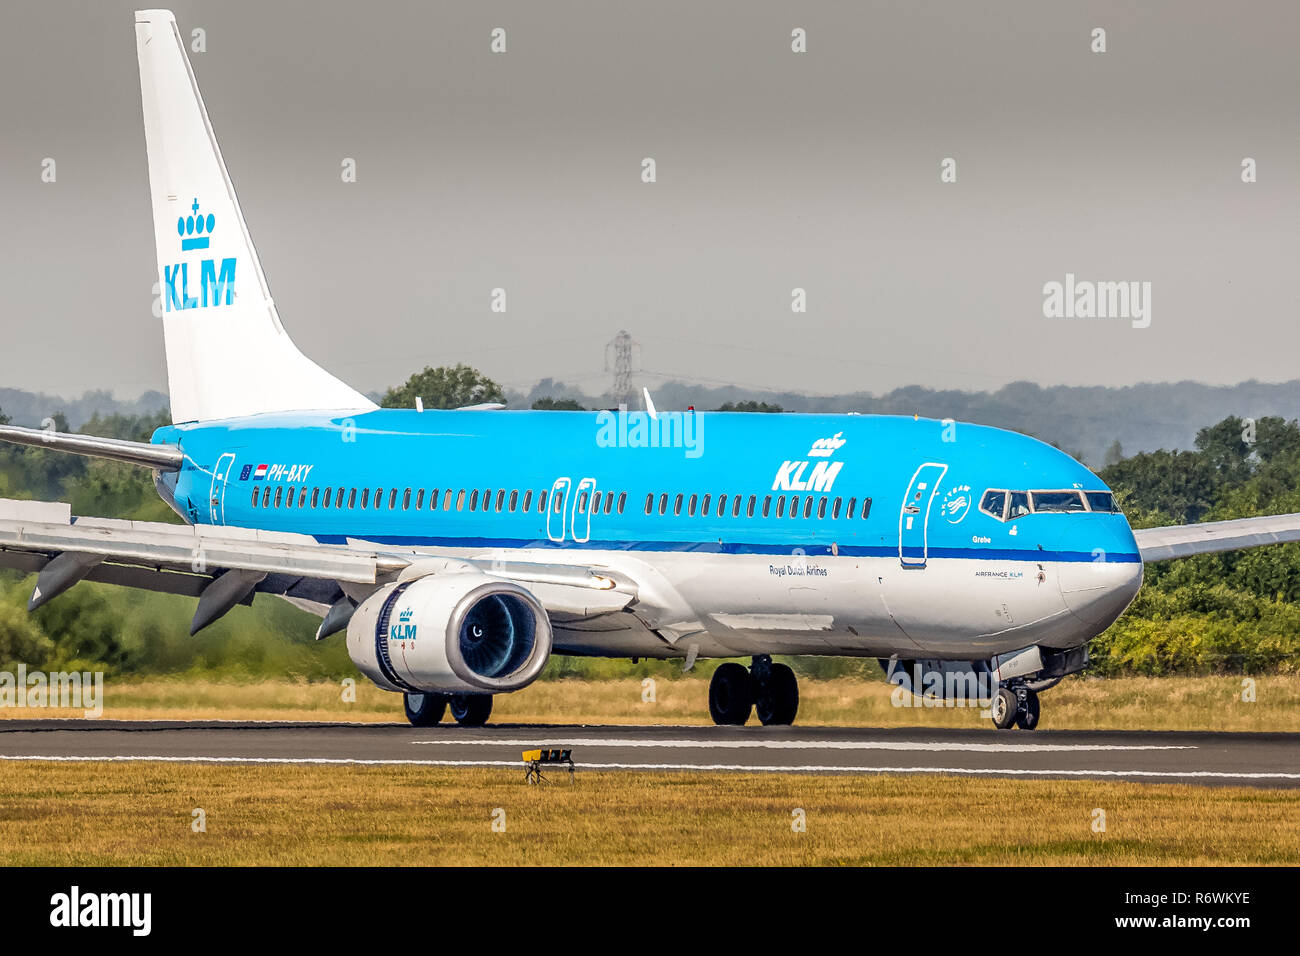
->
[[347, 573, 552, 695]]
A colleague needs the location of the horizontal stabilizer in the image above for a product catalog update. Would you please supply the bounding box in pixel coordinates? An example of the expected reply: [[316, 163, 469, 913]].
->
[[0, 425, 184, 470]]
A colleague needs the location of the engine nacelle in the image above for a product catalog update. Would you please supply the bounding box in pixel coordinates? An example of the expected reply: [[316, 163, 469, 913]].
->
[[348, 573, 552, 695]]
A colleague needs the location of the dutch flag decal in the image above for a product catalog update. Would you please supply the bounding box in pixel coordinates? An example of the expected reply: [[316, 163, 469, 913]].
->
[[253, 464, 268, 481]]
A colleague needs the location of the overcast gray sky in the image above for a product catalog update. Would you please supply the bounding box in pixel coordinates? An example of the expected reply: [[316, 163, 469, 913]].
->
[[1, 1, 1297, 401]]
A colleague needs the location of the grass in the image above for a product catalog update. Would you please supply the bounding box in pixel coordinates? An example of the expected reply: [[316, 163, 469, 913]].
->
[[0, 762, 1295, 865], [3, 673, 1298, 731]]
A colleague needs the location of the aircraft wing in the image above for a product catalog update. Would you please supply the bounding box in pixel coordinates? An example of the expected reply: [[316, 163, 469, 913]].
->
[[1133, 513, 1300, 563], [0, 498, 636, 636]]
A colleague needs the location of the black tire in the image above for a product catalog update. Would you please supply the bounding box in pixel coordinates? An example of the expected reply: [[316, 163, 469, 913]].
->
[[990, 687, 1018, 729], [450, 693, 493, 727], [708, 662, 753, 725], [1015, 689, 1041, 730], [403, 692, 448, 727], [754, 663, 799, 726]]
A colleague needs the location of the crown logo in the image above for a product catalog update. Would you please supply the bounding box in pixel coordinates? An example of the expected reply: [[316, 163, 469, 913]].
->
[[398, 608, 414, 623], [177, 198, 216, 251], [808, 431, 847, 457]]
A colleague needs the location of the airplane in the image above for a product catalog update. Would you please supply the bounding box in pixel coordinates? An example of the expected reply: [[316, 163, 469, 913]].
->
[[3, 8, 1300, 731]]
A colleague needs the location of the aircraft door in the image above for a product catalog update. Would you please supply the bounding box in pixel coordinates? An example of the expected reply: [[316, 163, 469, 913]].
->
[[898, 462, 947, 568], [546, 477, 571, 542], [208, 453, 236, 525], [571, 477, 597, 543]]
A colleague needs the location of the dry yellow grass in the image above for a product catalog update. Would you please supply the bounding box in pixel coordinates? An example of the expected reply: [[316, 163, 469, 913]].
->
[[2, 673, 1296, 731], [0, 762, 1294, 865]]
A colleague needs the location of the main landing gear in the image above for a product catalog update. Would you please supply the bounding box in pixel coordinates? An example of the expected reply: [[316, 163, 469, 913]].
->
[[989, 684, 1040, 730], [709, 655, 799, 726], [404, 692, 493, 727]]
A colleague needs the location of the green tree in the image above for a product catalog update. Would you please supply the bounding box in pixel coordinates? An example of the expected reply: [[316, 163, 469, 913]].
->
[[381, 365, 505, 410], [531, 397, 585, 410], [1103, 439, 1124, 467], [715, 400, 784, 413]]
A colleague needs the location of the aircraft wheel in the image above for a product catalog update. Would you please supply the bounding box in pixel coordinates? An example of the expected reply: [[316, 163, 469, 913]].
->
[[404, 692, 448, 727], [1015, 689, 1041, 730], [754, 663, 799, 726], [709, 662, 753, 725], [990, 687, 1018, 729], [450, 694, 493, 727]]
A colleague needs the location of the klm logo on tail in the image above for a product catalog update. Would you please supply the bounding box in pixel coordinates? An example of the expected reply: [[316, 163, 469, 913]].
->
[[164, 198, 235, 311]]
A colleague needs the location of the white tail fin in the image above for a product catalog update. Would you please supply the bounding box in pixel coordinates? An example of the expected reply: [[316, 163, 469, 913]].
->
[[134, 9, 375, 423]]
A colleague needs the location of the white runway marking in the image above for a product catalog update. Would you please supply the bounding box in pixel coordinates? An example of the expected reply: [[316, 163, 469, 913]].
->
[[5, 753, 1296, 781], [410, 736, 1196, 753]]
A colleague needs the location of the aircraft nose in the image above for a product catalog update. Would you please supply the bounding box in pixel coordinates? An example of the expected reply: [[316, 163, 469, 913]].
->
[[1057, 524, 1144, 628]]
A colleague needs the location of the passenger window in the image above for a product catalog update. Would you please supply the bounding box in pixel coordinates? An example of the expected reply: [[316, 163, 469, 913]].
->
[[300, 488, 309, 507], [659, 493, 668, 515], [426, 489, 436, 510], [311, 488, 319, 508], [456, 489, 465, 511], [338, 488, 347, 509], [497, 490, 506, 511], [674, 494, 683, 516], [274, 487, 283, 508], [403, 489, 411, 510], [374, 488, 382, 508], [251, 490, 259, 508], [762, 495, 772, 518], [732, 496, 742, 518], [832, 497, 842, 519], [817, 497, 827, 519], [537, 490, 547, 512], [415, 489, 424, 510], [444, 489, 453, 511], [717, 495, 727, 517], [553, 491, 564, 514], [747, 495, 756, 517], [579, 491, 589, 513], [361, 489, 370, 509], [701, 494, 711, 514], [509, 490, 518, 512], [522, 490, 532, 512], [348, 489, 357, 509], [777, 496, 786, 518], [861, 497, 872, 519], [389, 489, 398, 509], [846, 497, 856, 519], [323, 487, 332, 509], [980, 490, 1007, 521], [617, 492, 626, 514], [688, 494, 697, 516], [644, 493, 654, 515], [469, 489, 479, 510], [1008, 492, 1030, 519], [790, 495, 800, 517], [605, 492, 614, 515], [803, 497, 813, 519]]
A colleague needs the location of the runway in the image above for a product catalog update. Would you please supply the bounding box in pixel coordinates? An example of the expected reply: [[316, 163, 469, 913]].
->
[[1, 720, 1298, 787]]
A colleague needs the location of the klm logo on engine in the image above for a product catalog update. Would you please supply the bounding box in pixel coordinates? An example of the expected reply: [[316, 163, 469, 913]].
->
[[391, 607, 418, 642], [772, 431, 846, 492], [164, 199, 235, 312]]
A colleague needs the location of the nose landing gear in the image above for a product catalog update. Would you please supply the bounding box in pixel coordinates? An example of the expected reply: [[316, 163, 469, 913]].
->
[[708, 656, 800, 726], [990, 684, 1040, 730]]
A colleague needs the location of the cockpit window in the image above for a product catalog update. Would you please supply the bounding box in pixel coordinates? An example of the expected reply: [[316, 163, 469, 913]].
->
[[1008, 491, 1031, 519], [1031, 490, 1086, 513], [980, 490, 1007, 520], [1085, 491, 1119, 513]]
